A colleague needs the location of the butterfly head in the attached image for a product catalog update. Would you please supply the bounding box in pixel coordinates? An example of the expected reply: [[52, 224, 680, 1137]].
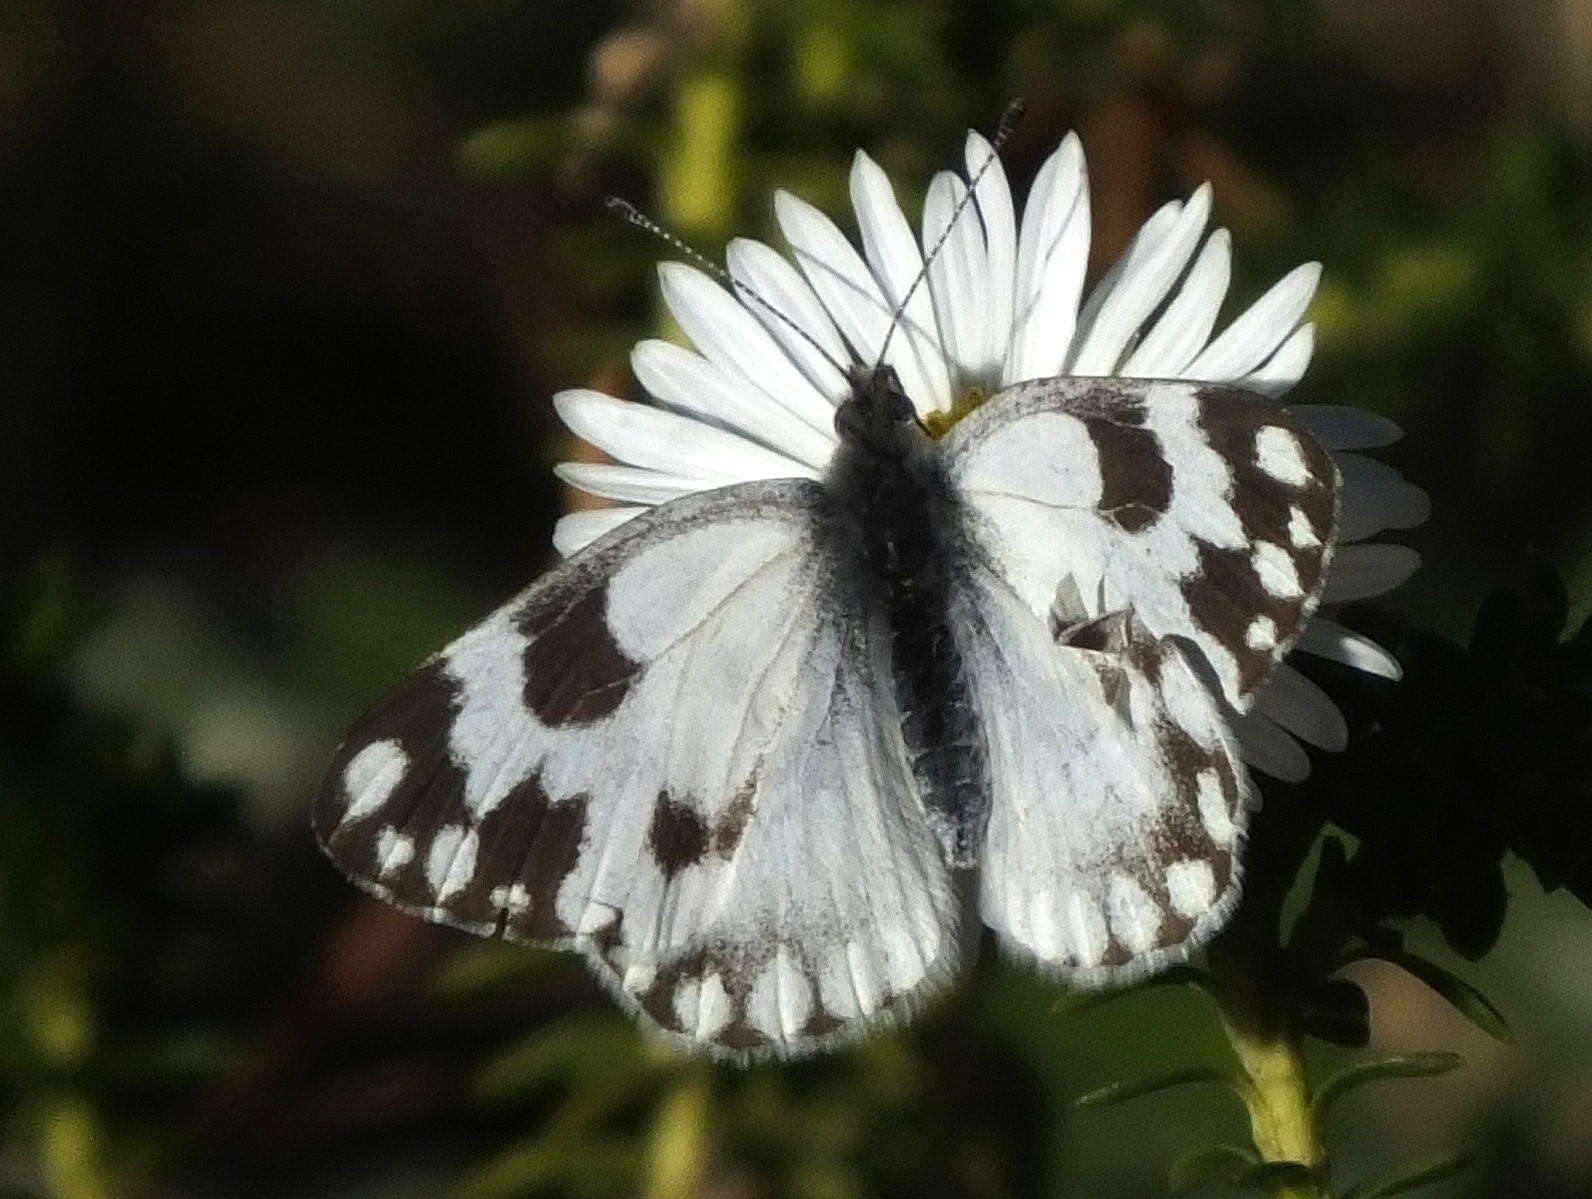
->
[[834, 364, 922, 454]]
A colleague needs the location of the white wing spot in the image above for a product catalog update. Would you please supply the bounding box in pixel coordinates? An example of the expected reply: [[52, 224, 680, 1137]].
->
[[340, 739, 409, 825], [1246, 616, 1278, 651], [1107, 874, 1162, 955], [881, 924, 929, 994], [489, 882, 532, 914], [1067, 892, 1110, 967], [1197, 769, 1235, 845], [1030, 893, 1064, 961], [425, 824, 476, 900], [672, 976, 702, 1032], [576, 903, 620, 936], [1255, 425, 1311, 487], [694, 972, 734, 1039], [374, 827, 415, 876], [748, 946, 813, 1040], [1252, 540, 1303, 598], [1166, 859, 1218, 918], [1288, 505, 1322, 549], [845, 941, 881, 1015], [622, 962, 657, 994]]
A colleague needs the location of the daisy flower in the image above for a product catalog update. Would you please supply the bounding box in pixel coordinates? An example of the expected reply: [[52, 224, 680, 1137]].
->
[[551, 131, 1428, 781]]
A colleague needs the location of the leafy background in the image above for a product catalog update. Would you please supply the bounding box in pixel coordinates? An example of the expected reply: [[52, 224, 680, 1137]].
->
[[3, 0, 1592, 1196]]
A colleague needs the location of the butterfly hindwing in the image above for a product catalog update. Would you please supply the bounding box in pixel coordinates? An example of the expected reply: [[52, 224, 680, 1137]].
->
[[952, 555, 1249, 979], [315, 480, 959, 1059]]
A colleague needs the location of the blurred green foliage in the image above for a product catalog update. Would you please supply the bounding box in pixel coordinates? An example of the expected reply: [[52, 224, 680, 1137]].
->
[[4, 0, 1592, 1196]]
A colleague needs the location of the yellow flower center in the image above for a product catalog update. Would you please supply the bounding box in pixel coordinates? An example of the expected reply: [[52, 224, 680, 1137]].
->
[[921, 384, 991, 439]]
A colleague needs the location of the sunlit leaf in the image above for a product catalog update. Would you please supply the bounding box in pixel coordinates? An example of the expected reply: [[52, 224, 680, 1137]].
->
[[474, 1015, 651, 1105], [1310, 1053, 1462, 1120], [1072, 1065, 1243, 1111], [431, 941, 567, 999]]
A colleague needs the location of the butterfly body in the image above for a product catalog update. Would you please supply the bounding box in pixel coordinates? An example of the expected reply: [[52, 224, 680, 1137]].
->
[[826, 365, 990, 868]]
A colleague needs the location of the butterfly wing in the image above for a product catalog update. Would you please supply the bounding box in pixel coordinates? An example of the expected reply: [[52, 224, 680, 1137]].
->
[[314, 480, 958, 1059], [952, 556, 1250, 981], [941, 378, 1338, 979], [945, 377, 1338, 711]]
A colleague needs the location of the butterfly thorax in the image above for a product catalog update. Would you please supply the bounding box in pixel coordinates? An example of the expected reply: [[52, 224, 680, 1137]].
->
[[826, 366, 991, 869]]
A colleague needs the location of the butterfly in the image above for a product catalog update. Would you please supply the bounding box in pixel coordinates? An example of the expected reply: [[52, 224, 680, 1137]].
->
[[314, 348, 1338, 1057], [314, 103, 1346, 1058]]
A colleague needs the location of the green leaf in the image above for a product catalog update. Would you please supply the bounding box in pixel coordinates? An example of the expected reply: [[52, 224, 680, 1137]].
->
[[1372, 951, 1514, 1043], [1289, 836, 1354, 974], [1166, 1145, 1259, 1193], [451, 1133, 640, 1199], [474, 1015, 650, 1105], [1051, 964, 1212, 1016], [7, 547, 86, 672], [1339, 1151, 1471, 1198], [1299, 979, 1371, 1048], [432, 941, 570, 999], [1073, 1065, 1242, 1111], [1237, 1162, 1320, 1191], [1310, 1053, 1463, 1121]]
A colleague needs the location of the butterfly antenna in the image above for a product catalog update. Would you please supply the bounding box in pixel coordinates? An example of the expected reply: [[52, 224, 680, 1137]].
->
[[605, 197, 851, 378], [872, 99, 1026, 373]]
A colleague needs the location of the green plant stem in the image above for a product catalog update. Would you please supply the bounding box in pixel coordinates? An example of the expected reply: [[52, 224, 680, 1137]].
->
[[1211, 962, 1325, 1199], [1206, 800, 1333, 1199]]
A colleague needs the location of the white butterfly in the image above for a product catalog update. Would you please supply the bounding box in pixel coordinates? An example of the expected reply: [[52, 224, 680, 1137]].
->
[[315, 127, 1414, 1061]]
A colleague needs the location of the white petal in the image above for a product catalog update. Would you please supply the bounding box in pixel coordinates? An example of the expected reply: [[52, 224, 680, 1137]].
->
[[922, 171, 992, 389], [1123, 228, 1232, 377], [1334, 451, 1413, 491], [631, 339, 836, 470], [1068, 185, 1212, 376], [554, 389, 812, 482], [1295, 618, 1404, 680], [658, 263, 835, 437], [1334, 453, 1430, 540], [775, 190, 924, 402], [1064, 201, 1181, 373], [553, 507, 647, 557], [1338, 477, 1431, 541], [725, 237, 852, 404], [1242, 322, 1315, 398], [1253, 662, 1348, 752], [850, 150, 953, 410], [1186, 262, 1322, 381], [1292, 404, 1403, 450], [1232, 709, 1312, 783], [1321, 543, 1421, 602], [1005, 133, 1090, 383], [555, 462, 718, 505], [966, 131, 1017, 379]]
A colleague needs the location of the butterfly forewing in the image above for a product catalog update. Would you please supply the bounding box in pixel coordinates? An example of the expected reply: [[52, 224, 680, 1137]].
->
[[315, 480, 959, 1060], [944, 378, 1339, 713]]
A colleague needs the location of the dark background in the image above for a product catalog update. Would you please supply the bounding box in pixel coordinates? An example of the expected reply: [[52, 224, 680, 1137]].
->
[[3, 1, 1591, 1196]]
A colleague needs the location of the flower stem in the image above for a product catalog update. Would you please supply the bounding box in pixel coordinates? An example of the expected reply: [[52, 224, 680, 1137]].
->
[[1209, 951, 1327, 1198]]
